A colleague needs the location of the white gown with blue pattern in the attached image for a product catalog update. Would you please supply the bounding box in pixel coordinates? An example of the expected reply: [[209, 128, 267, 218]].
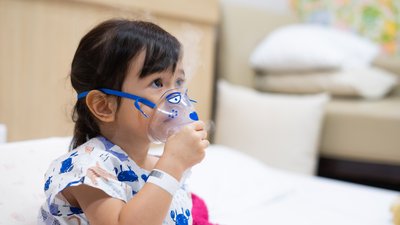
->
[[37, 136, 193, 225]]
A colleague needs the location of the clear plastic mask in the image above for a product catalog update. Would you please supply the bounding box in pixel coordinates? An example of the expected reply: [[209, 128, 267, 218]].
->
[[148, 89, 198, 144]]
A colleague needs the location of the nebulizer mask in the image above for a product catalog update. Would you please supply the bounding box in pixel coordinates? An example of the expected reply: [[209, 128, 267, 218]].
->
[[147, 89, 198, 143], [77, 88, 199, 144]]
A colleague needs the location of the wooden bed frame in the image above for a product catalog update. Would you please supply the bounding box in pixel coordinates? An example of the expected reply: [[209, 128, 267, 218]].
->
[[318, 156, 400, 191]]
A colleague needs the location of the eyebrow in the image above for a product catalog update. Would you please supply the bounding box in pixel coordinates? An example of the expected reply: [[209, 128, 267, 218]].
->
[[178, 69, 185, 77]]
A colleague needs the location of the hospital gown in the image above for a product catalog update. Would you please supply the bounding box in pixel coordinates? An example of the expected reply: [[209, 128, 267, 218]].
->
[[38, 136, 192, 225]]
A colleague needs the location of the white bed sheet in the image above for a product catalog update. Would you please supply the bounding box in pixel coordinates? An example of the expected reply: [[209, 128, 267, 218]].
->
[[188, 145, 398, 225], [0, 138, 397, 225]]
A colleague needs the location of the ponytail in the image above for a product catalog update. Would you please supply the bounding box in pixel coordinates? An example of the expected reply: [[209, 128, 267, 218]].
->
[[70, 101, 100, 150]]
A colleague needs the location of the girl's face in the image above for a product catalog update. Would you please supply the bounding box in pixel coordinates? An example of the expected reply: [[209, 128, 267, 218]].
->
[[115, 51, 186, 143]]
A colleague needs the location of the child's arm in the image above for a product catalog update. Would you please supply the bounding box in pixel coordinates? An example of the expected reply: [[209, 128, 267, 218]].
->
[[66, 121, 209, 225], [65, 175, 175, 225]]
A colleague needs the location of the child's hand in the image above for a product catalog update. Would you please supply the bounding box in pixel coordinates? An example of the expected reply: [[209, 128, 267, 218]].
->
[[161, 121, 209, 178]]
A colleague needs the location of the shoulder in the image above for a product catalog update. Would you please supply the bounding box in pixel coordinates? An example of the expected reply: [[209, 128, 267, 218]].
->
[[46, 138, 119, 173], [41, 138, 135, 217]]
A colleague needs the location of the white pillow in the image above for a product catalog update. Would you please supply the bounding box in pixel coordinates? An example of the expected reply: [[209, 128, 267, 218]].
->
[[255, 67, 399, 99], [249, 24, 379, 73], [214, 80, 329, 175]]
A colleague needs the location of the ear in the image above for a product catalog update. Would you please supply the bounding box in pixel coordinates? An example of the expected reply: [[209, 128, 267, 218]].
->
[[85, 90, 117, 122]]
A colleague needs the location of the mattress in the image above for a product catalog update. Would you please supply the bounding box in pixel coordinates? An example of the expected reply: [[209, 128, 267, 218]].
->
[[0, 137, 397, 224], [188, 145, 398, 225]]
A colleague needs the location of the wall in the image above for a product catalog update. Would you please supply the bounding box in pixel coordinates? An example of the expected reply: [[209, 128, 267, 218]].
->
[[0, 0, 219, 141]]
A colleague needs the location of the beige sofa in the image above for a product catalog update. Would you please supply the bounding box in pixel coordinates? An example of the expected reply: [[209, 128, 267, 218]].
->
[[217, 2, 400, 189]]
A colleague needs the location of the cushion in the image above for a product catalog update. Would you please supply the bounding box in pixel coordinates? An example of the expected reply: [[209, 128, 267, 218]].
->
[[254, 67, 399, 99], [249, 24, 379, 73], [214, 80, 329, 174]]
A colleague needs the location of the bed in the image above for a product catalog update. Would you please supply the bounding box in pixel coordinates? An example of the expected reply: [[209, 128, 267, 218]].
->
[[0, 137, 398, 224]]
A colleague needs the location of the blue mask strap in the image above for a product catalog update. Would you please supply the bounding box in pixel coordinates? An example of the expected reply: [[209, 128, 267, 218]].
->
[[77, 88, 156, 118]]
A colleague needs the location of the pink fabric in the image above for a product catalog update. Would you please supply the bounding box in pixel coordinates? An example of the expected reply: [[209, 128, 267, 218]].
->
[[191, 193, 217, 225]]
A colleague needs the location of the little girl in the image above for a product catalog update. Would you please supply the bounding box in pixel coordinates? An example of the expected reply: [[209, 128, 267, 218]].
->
[[38, 19, 209, 225]]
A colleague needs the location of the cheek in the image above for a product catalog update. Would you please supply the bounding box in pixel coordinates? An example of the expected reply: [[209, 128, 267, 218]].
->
[[119, 101, 153, 137], [117, 101, 142, 128], [139, 104, 154, 130], [141, 103, 156, 118]]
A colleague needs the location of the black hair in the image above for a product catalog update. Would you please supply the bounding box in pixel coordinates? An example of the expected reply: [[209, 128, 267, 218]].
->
[[70, 19, 181, 149]]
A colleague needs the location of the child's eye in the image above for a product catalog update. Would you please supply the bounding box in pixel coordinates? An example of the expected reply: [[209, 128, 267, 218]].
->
[[151, 78, 163, 88], [175, 78, 185, 88]]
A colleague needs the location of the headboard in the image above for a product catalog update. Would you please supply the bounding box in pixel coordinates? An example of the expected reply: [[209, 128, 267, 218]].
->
[[217, 1, 298, 87], [0, 0, 219, 141]]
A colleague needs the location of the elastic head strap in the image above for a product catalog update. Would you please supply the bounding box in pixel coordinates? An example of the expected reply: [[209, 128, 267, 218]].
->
[[77, 88, 156, 117]]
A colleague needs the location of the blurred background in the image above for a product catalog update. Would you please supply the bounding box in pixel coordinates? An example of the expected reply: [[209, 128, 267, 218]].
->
[[0, 0, 399, 192]]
